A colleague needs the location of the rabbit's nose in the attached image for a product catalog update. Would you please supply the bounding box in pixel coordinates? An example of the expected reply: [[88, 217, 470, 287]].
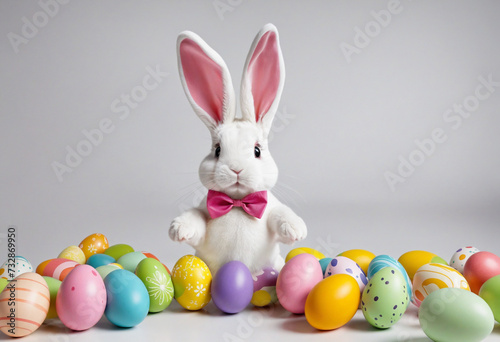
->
[[231, 169, 243, 175]]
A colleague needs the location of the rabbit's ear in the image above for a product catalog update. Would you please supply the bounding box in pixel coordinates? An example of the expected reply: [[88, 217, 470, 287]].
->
[[240, 24, 285, 137], [177, 31, 235, 131]]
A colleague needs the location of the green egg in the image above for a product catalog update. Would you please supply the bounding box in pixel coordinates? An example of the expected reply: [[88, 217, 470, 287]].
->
[[419, 288, 494, 342], [135, 258, 174, 313], [117, 252, 147, 273], [96, 264, 122, 279], [0, 278, 8, 292], [104, 244, 135, 260], [479, 274, 500, 322], [42, 276, 62, 320], [361, 267, 409, 329], [430, 255, 449, 266]]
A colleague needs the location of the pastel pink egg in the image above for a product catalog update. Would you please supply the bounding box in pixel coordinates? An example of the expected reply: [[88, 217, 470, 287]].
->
[[276, 253, 323, 314], [56, 265, 106, 331]]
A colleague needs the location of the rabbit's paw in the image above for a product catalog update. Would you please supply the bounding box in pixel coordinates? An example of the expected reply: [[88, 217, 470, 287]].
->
[[169, 211, 206, 247], [277, 216, 307, 244]]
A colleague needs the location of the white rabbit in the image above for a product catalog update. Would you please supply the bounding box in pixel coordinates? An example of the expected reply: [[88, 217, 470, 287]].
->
[[169, 24, 307, 275]]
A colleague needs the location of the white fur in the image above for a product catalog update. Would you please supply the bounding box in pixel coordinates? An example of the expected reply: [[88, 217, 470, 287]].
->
[[170, 24, 307, 275]]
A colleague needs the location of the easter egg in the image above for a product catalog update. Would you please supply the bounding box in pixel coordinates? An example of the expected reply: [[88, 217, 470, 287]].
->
[[78, 233, 109, 260], [0, 279, 7, 292], [419, 288, 494, 342], [117, 251, 147, 273], [141, 251, 160, 260], [104, 244, 134, 260], [361, 267, 409, 329], [58, 245, 86, 264], [252, 267, 278, 307], [412, 263, 470, 307], [449, 246, 480, 274], [285, 247, 325, 263], [42, 276, 61, 320], [0, 273, 49, 337], [87, 253, 115, 269], [104, 269, 149, 327], [96, 264, 122, 279], [38, 258, 79, 281], [368, 255, 412, 301], [479, 274, 500, 323], [325, 256, 367, 292], [56, 265, 106, 331], [338, 249, 376, 275], [305, 274, 360, 330], [212, 261, 253, 314], [463, 251, 500, 294], [277, 253, 323, 314], [171, 255, 212, 310], [398, 250, 447, 282], [0, 256, 33, 280], [318, 258, 333, 276], [135, 258, 174, 313]]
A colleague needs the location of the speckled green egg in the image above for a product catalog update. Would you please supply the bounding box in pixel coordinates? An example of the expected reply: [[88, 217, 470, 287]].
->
[[361, 267, 409, 329]]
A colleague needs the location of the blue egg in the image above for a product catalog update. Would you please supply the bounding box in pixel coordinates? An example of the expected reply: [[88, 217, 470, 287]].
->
[[104, 269, 149, 327], [319, 258, 333, 276], [87, 254, 115, 268], [367, 254, 413, 301]]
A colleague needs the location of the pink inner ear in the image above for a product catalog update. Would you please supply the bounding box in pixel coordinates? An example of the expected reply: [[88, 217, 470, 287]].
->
[[180, 39, 224, 123], [247, 31, 280, 122]]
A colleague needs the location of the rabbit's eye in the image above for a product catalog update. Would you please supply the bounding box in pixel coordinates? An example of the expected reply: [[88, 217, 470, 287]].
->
[[215, 146, 221, 158], [254, 146, 261, 158]]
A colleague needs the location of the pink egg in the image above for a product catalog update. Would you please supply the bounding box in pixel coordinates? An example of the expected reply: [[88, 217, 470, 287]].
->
[[56, 265, 106, 331], [276, 253, 323, 314], [463, 251, 500, 294]]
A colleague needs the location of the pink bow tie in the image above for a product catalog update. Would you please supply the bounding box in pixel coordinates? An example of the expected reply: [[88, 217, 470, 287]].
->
[[207, 190, 268, 219]]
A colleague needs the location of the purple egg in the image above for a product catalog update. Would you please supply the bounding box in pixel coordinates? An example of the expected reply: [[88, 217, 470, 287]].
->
[[253, 267, 278, 292], [212, 261, 254, 314]]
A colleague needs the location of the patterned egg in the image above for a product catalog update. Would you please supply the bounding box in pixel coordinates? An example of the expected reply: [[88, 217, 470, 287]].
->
[[338, 249, 376, 275], [285, 247, 325, 263], [361, 267, 409, 329], [37, 258, 79, 281], [398, 250, 447, 281], [325, 256, 367, 292], [86, 253, 115, 269], [104, 244, 134, 260], [413, 263, 470, 307], [449, 246, 480, 274], [78, 233, 109, 260], [56, 265, 107, 331], [58, 245, 86, 264], [117, 251, 147, 273], [419, 288, 494, 342], [305, 274, 360, 330], [251, 267, 278, 307], [135, 258, 174, 313], [368, 255, 412, 301], [96, 263, 123, 279], [0, 256, 33, 280], [171, 255, 212, 310], [277, 253, 324, 314], [0, 272, 49, 337], [42, 276, 61, 320]]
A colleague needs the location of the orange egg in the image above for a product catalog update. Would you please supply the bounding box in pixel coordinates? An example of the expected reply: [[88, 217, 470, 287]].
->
[[0, 273, 50, 337], [78, 233, 109, 260], [305, 274, 360, 330]]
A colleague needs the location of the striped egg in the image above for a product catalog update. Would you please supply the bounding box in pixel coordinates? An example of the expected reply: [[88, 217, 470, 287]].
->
[[36, 258, 79, 281], [0, 272, 50, 337]]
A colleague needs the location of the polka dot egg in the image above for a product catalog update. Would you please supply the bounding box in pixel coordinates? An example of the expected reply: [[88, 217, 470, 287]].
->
[[0, 256, 33, 280], [361, 267, 409, 329], [325, 256, 367, 292], [450, 246, 480, 274]]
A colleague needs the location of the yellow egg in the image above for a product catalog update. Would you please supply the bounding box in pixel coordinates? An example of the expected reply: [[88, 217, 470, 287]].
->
[[58, 245, 86, 264], [171, 255, 212, 310], [398, 250, 447, 281], [305, 274, 360, 330], [338, 249, 376, 275], [285, 247, 325, 263], [78, 233, 109, 260]]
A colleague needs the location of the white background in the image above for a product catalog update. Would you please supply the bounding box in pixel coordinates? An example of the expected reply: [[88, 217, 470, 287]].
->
[[1, 0, 499, 341]]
